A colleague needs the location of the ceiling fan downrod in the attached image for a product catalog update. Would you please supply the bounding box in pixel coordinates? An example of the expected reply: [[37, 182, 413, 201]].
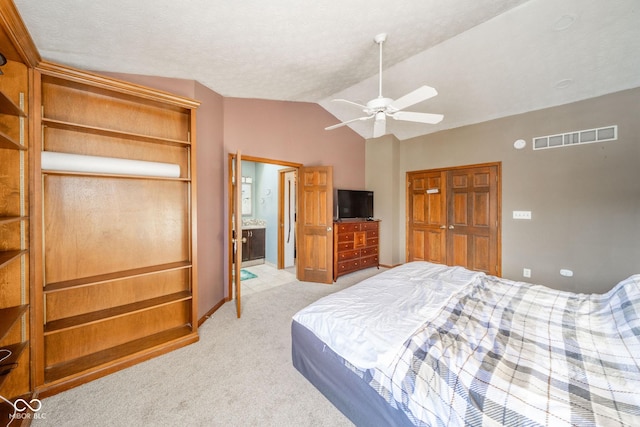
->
[[374, 33, 387, 99]]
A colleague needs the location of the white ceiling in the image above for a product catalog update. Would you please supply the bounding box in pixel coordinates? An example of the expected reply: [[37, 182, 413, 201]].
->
[[13, 0, 640, 140]]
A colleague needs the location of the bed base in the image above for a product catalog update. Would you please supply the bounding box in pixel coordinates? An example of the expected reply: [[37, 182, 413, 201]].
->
[[291, 320, 413, 426]]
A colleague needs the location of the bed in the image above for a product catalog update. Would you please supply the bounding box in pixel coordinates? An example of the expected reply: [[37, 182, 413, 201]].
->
[[291, 261, 640, 426]]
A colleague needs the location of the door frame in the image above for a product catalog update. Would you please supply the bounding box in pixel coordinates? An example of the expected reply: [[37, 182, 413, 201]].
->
[[405, 161, 502, 275], [278, 168, 297, 269], [226, 154, 302, 301]]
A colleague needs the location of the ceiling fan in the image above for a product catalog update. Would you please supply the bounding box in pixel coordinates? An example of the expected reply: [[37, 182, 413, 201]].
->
[[325, 33, 443, 138]]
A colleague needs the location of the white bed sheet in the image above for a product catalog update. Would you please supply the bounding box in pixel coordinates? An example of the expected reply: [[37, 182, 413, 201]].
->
[[292, 261, 484, 368]]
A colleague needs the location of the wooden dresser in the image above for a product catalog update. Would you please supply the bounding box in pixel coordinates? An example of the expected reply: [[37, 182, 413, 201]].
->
[[333, 220, 380, 281]]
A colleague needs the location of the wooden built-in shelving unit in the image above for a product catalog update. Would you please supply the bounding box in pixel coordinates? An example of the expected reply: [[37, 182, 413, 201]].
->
[[31, 61, 200, 395], [0, 48, 32, 418]]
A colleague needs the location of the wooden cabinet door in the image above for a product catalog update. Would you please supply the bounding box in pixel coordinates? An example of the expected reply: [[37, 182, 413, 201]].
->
[[407, 163, 500, 275], [297, 166, 333, 283], [249, 228, 266, 259], [241, 230, 250, 261]]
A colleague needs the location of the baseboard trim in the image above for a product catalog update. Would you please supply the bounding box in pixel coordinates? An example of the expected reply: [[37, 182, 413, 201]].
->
[[198, 298, 226, 326]]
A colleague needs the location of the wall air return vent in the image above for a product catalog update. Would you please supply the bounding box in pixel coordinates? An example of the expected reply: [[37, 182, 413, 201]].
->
[[532, 125, 617, 150]]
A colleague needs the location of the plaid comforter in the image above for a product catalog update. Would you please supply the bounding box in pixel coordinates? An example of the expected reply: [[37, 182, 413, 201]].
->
[[355, 273, 640, 426]]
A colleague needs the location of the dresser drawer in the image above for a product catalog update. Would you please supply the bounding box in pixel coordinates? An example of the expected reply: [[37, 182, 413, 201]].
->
[[360, 222, 378, 231], [360, 255, 379, 268], [337, 232, 356, 243], [337, 259, 360, 274], [337, 249, 360, 261], [360, 246, 378, 257], [366, 237, 379, 247], [366, 229, 379, 238], [336, 223, 360, 233], [336, 242, 353, 252]]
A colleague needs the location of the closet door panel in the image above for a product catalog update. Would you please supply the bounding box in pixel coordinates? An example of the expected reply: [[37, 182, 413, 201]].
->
[[407, 171, 446, 262]]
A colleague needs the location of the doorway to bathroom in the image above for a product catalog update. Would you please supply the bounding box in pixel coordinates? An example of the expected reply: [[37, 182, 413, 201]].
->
[[228, 155, 301, 302]]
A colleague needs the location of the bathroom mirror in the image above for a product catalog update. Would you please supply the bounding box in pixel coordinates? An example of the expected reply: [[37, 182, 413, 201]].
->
[[241, 177, 252, 215]]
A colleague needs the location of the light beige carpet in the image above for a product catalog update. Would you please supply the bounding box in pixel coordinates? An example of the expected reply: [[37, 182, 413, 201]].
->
[[32, 268, 384, 426]]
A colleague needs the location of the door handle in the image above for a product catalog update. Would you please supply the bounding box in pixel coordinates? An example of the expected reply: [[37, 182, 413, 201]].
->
[[327, 227, 332, 232], [242, 237, 247, 243], [439, 225, 446, 229], [449, 225, 455, 229]]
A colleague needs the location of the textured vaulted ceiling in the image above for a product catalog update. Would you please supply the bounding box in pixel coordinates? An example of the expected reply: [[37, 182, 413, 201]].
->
[[13, 0, 640, 140]]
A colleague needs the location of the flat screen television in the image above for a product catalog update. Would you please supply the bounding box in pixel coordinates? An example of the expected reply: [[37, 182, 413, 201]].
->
[[334, 189, 374, 220]]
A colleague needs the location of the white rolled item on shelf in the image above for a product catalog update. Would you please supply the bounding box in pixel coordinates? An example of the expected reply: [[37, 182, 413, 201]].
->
[[41, 151, 181, 178]]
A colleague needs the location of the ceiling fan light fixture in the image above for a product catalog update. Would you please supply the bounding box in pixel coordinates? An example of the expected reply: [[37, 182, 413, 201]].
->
[[325, 33, 443, 137]]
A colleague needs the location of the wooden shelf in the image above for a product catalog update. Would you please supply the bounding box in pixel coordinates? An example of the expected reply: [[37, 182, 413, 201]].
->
[[0, 250, 28, 269], [0, 91, 26, 117], [0, 129, 26, 150], [44, 325, 195, 383], [44, 291, 192, 334], [40, 169, 191, 182], [42, 117, 191, 147], [0, 306, 28, 342], [45, 261, 192, 293], [0, 342, 28, 389]]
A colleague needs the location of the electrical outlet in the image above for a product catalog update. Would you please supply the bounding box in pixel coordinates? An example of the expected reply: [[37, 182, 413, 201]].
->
[[560, 269, 573, 277], [523, 268, 531, 278], [513, 210, 532, 220]]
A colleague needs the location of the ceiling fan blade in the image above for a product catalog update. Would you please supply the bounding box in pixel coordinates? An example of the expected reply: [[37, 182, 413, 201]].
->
[[388, 85, 438, 111], [331, 98, 368, 109], [325, 114, 374, 131], [373, 116, 386, 138], [391, 111, 444, 124]]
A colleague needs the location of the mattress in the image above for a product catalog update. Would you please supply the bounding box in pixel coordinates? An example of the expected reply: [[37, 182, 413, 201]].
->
[[292, 261, 640, 426]]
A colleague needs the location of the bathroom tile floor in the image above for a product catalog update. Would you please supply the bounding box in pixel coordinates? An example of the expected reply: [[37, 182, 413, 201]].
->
[[240, 263, 297, 295], [240, 263, 388, 295]]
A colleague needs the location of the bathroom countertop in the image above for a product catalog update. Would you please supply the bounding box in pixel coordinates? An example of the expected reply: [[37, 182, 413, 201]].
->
[[242, 219, 266, 229], [242, 225, 266, 229]]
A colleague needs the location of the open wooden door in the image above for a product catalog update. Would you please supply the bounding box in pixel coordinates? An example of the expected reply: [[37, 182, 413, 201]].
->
[[233, 151, 243, 317], [297, 166, 333, 283]]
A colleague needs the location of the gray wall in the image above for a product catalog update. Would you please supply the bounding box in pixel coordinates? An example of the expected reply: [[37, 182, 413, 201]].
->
[[367, 87, 640, 293]]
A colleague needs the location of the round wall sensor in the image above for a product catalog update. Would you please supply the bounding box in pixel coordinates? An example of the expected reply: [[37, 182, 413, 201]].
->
[[513, 139, 526, 150]]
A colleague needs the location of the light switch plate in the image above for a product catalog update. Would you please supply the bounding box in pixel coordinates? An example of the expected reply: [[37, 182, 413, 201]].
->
[[513, 210, 532, 220]]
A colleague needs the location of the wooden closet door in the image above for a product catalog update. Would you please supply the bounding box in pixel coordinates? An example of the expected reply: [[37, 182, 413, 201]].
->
[[406, 163, 500, 276], [407, 171, 446, 264], [447, 165, 499, 275]]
